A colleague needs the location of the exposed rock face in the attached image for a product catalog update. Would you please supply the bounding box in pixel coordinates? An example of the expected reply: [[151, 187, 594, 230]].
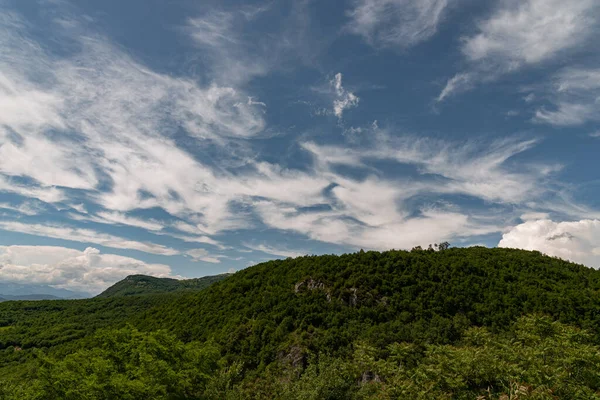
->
[[294, 278, 331, 302], [294, 278, 326, 293], [360, 371, 382, 385], [349, 287, 358, 307], [279, 345, 307, 369]]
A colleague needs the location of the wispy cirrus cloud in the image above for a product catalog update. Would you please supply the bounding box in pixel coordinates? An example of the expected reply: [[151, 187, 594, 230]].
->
[[347, 0, 449, 49], [0, 221, 179, 256], [438, 0, 600, 101], [184, 248, 222, 263], [0, 245, 177, 294], [242, 242, 308, 258], [1, 0, 597, 277], [247, 133, 557, 251], [534, 68, 600, 126], [69, 211, 165, 232], [0, 201, 44, 216], [187, 10, 270, 86]]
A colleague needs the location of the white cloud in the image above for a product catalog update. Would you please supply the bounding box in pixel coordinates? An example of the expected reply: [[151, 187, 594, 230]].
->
[[255, 200, 497, 251], [499, 219, 600, 268], [0, 7, 333, 248], [0, 221, 179, 255], [520, 212, 550, 221], [0, 176, 65, 203], [1, 4, 592, 259], [0, 245, 176, 294], [184, 248, 221, 263], [249, 133, 564, 250], [331, 73, 359, 118], [534, 68, 600, 126], [436, 72, 473, 102], [70, 211, 165, 232], [187, 11, 270, 85], [0, 9, 268, 236], [463, 0, 596, 65], [242, 243, 307, 258], [591, 131, 600, 138], [438, 0, 599, 100], [347, 0, 449, 48], [304, 135, 549, 204], [0, 201, 44, 216]]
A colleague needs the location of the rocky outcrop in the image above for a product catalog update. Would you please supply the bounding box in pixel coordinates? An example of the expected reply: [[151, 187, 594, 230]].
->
[[294, 278, 331, 302]]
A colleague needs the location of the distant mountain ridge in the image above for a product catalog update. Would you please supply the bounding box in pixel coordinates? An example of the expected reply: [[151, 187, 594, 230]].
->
[[96, 273, 231, 298], [0, 282, 88, 300], [0, 294, 61, 302]]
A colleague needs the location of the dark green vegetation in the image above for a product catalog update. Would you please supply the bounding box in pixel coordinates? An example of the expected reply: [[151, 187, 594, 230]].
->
[[96, 273, 231, 298], [1, 247, 600, 399]]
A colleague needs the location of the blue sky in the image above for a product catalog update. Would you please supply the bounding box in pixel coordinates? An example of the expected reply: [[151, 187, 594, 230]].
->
[[0, 0, 599, 294]]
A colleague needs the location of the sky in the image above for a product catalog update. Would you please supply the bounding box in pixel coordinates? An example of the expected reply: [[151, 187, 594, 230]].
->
[[0, 0, 599, 295]]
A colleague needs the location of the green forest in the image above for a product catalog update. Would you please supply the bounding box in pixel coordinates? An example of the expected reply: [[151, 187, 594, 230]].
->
[[1, 247, 600, 399]]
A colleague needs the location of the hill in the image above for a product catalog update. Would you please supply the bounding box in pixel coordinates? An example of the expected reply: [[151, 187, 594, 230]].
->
[[145, 247, 600, 361], [96, 273, 231, 298], [1, 247, 600, 399]]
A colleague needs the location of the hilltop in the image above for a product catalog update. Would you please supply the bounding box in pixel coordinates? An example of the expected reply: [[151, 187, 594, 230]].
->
[[144, 247, 600, 363], [1, 247, 600, 399], [96, 273, 231, 298]]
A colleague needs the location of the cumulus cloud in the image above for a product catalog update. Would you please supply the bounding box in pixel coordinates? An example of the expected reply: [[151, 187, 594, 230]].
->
[[438, 0, 600, 100], [347, 0, 449, 48], [0, 245, 176, 294], [331, 73, 359, 119], [499, 219, 600, 268]]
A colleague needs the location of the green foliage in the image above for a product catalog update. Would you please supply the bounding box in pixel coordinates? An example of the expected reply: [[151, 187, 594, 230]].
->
[[1, 248, 600, 398], [96, 273, 231, 298], [144, 248, 600, 367], [2, 325, 221, 400], [226, 316, 600, 399]]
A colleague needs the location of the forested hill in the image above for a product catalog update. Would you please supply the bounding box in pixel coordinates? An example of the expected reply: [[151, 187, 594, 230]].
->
[[96, 273, 231, 298], [144, 247, 600, 361], [2, 247, 600, 399]]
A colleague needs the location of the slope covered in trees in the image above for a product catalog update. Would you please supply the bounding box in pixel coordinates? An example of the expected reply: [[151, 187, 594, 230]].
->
[[143, 247, 600, 366], [96, 273, 231, 298], [1, 247, 600, 398]]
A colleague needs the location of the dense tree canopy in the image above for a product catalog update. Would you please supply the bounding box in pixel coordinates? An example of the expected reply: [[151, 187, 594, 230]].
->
[[1, 247, 600, 398]]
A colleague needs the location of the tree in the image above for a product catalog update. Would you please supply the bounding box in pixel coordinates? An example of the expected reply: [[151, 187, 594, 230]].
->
[[438, 242, 450, 251]]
